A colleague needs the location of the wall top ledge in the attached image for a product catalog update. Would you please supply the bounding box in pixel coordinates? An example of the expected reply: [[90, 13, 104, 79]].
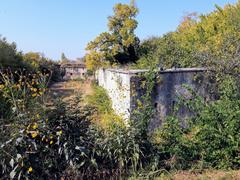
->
[[102, 67, 207, 75]]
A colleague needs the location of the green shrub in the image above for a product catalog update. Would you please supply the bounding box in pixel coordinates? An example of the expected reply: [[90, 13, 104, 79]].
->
[[151, 77, 240, 170], [86, 84, 112, 114], [86, 84, 124, 130], [0, 74, 156, 179]]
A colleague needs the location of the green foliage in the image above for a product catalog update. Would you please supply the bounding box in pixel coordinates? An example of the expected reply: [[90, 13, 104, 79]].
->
[[0, 73, 155, 179], [0, 36, 62, 83], [86, 0, 139, 69], [0, 95, 98, 179], [152, 78, 240, 171], [23, 52, 62, 82], [86, 84, 125, 130], [134, 5, 240, 172], [0, 36, 25, 69], [136, 1, 240, 69], [60, 52, 70, 64], [0, 70, 49, 118], [87, 84, 112, 114]]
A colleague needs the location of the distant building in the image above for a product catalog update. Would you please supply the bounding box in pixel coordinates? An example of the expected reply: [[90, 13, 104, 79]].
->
[[61, 61, 87, 80]]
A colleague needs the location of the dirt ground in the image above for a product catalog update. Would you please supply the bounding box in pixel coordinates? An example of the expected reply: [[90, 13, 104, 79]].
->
[[155, 170, 240, 180], [49, 79, 93, 101]]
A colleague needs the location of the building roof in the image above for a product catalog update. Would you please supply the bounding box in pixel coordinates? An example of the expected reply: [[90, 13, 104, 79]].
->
[[61, 61, 86, 68]]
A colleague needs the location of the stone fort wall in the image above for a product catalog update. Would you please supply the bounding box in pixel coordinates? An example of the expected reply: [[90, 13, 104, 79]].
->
[[96, 68, 208, 129]]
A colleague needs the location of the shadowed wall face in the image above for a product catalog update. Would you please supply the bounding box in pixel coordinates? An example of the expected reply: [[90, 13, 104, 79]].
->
[[97, 68, 208, 130], [147, 71, 206, 130]]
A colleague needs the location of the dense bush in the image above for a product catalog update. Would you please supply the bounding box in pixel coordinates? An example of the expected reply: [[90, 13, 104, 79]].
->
[[1, 1, 240, 179], [133, 3, 240, 173], [0, 72, 156, 179], [0, 36, 25, 69], [0, 37, 62, 120], [136, 1, 240, 69], [152, 77, 240, 171], [0, 36, 62, 83]]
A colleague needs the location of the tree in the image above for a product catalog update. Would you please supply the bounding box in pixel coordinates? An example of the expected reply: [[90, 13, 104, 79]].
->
[[0, 36, 24, 69], [177, 12, 198, 33], [61, 52, 69, 64], [23, 52, 48, 69], [86, 0, 140, 69]]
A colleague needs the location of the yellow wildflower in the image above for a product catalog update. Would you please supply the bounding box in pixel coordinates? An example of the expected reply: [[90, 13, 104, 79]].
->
[[0, 84, 4, 89], [31, 88, 37, 92], [32, 123, 38, 130], [36, 114, 40, 119], [32, 93, 37, 97], [31, 131, 38, 138], [27, 167, 33, 173], [57, 130, 63, 136], [50, 140, 53, 145], [136, 99, 143, 109]]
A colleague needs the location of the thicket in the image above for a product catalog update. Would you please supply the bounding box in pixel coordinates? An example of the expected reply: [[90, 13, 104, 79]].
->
[[132, 0, 240, 175], [0, 70, 156, 179], [136, 1, 240, 70], [0, 36, 61, 81], [1, 1, 240, 179], [0, 37, 62, 117]]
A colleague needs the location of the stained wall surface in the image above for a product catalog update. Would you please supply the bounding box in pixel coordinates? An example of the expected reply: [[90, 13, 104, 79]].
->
[[96, 68, 207, 129], [148, 69, 206, 130], [96, 69, 132, 121]]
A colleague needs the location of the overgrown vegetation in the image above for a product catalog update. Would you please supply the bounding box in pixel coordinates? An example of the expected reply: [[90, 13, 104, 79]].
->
[[1, 0, 240, 179], [0, 70, 154, 179], [0, 36, 61, 82], [131, 4, 240, 175], [86, 84, 124, 130], [135, 2, 240, 70]]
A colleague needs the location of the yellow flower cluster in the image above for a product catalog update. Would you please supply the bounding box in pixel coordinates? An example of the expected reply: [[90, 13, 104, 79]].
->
[[0, 84, 5, 89], [31, 131, 38, 138], [32, 123, 38, 130], [57, 130, 63, 136], [41, 136, 55, 145], [27, 167, 33, 173], [31, 87, 45, 98]]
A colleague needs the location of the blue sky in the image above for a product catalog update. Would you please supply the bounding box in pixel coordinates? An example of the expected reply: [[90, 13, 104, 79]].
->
[[0, 0, 237, 60]]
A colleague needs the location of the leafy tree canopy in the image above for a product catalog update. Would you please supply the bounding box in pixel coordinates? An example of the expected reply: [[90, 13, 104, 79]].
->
[[86, 0, 139, 70], [136, 1, 240, 70], [0, 36, 24, 69], [61, 52, 69, 64]]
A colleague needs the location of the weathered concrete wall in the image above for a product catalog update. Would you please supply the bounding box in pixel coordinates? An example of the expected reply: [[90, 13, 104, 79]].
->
[[149, 68, 206, 130], [96, 69, 132, 121], [96, 68, 207, 129]]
